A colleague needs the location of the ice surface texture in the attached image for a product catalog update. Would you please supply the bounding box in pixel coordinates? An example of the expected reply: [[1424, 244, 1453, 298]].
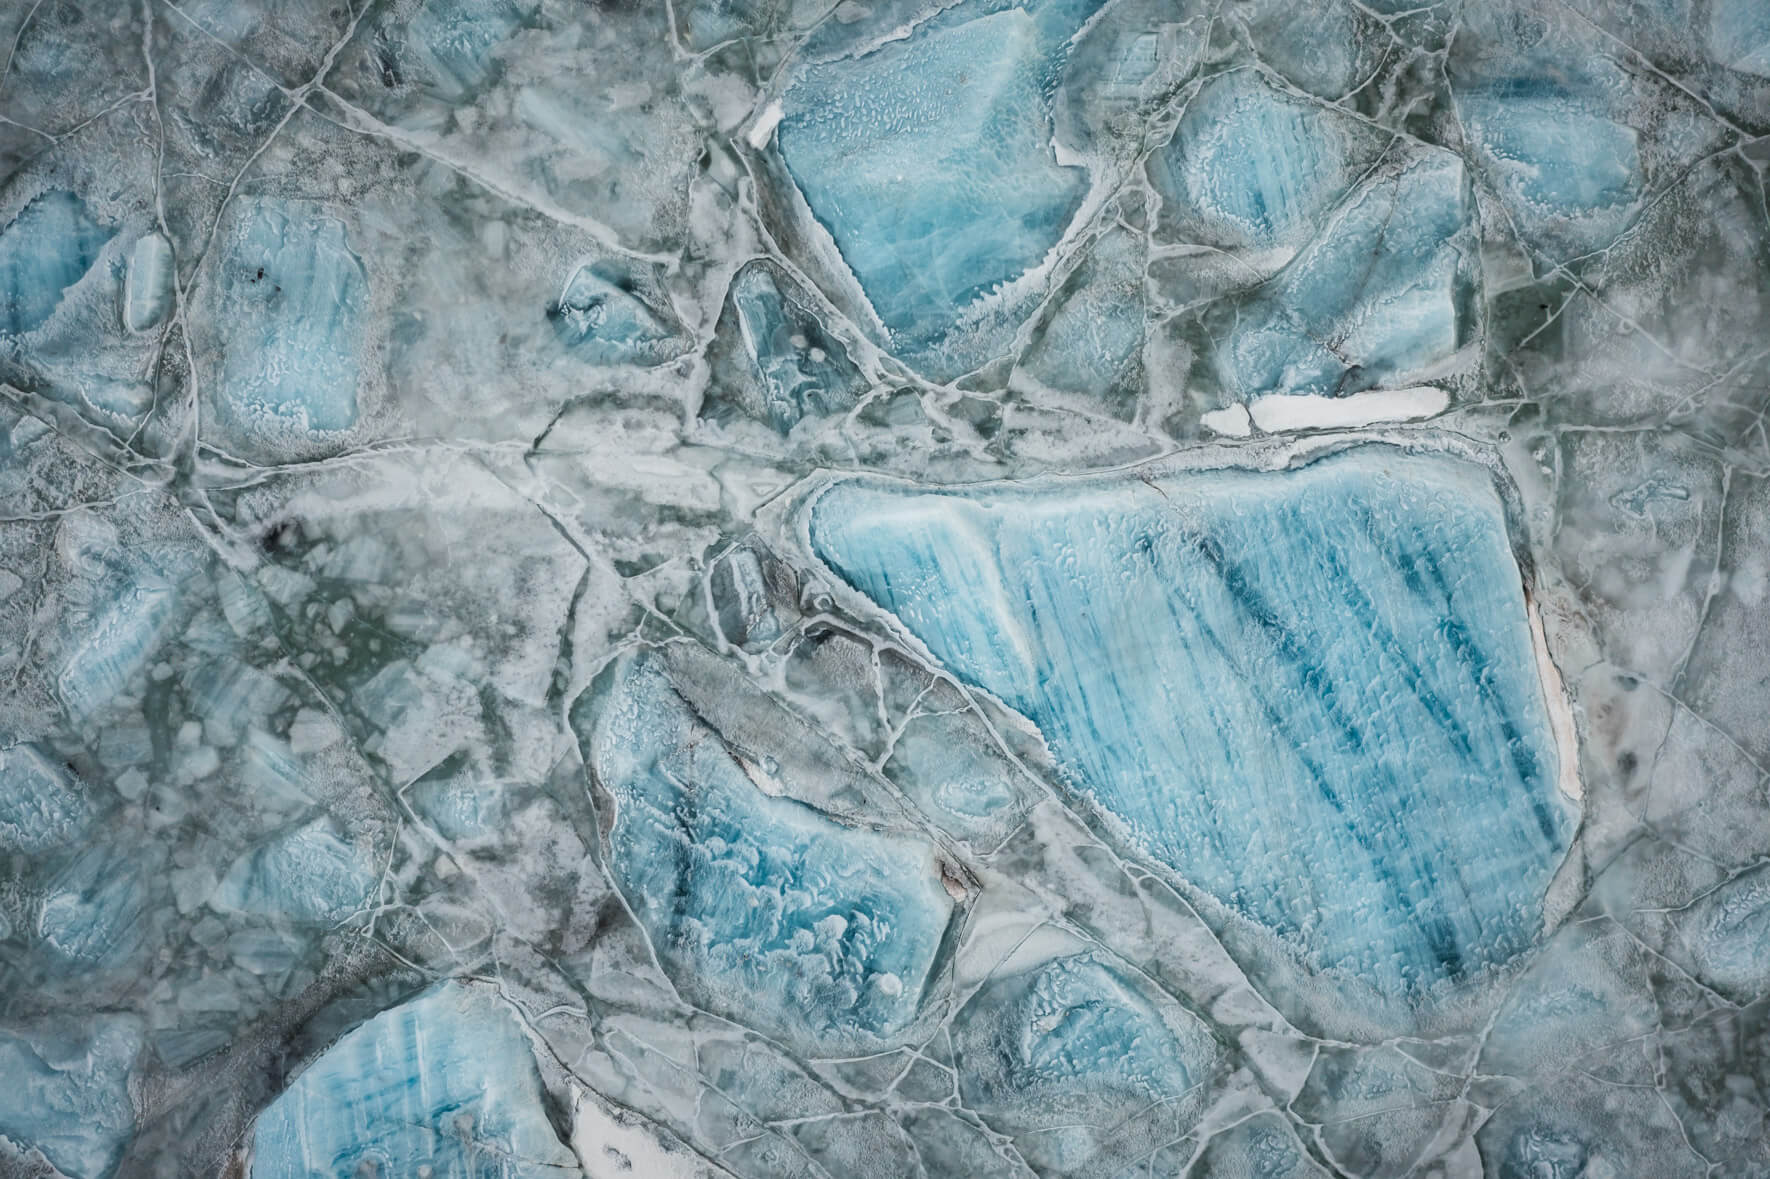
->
[[573, 648, 954, 1049], [250, 982, 576, 1178], [809, 447, 1574, 995], [2, 0, 1768, 1174]]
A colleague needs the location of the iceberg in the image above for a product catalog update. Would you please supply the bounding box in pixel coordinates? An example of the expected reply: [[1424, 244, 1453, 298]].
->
[[0, 191, 113, 339], [571, 648, 955, 1047], [1213, 147, 1471, 399], [1457, 84, 1643, 261], [724, 260, 867, 433], [775, 1, 1095, 378], [250, 982, 577, 1179], [212, 819, 377, 926], [0, 1016, 141, 1179], [0, 744, 91, 855], [952, 954, 1218, 1174], [1149, 70, 1377, 251], [808, 447, 1574, 995], [213, 198, 367, 436]]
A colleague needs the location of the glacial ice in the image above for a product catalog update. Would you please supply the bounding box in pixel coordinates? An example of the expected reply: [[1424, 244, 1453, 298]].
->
[[550, 260, 684, 367], [1214, 148, 1471, 399], [0, 191, 113, 339], [724, 260, 867, 433], [38, 844, 151, 967], [809, 447, 1574, 994], [0, 744, 91, 855], [775, 1, 1094, 378], [0, 1016, 141, 1179], [213, 198, 367, 436], [1710, 0, 1770, 78], [121, 233, 175, 336], [249, 981, 577, 1179], [952, 953, 1217, 1172], [1149, 70, 1376, 252], [1457, 85, 1643, 261], [213, 819, 377, 926], [572, 648, 955, 1048], [405, 0, 531, 98], [8, 0, 1768, 1172], [57, 563, 184, 721]]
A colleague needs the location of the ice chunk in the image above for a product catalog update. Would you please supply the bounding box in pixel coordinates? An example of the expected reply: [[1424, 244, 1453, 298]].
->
[[808, 448, 1574, 995], [38, 845, 152, 966], [1214, 148, 1471, 398], [409, 776, 508, 841], [726, 260, 867, 432], [1710, 0, 1770, 78], [1014, 228, 1145, 412], [0, 1016, 141, 1179], [214, 198, 367, 434], [572, 648, 954, 1047], [550, 259, 684, 367], [1149, 71, 1376, 251], [121, 232, 174, 334], [776, 3, 1093, 379], [1682, 863, 1770, 1000], [0, 744, 90, 855], [250, 981, 577, 1179], [58, 570, 180, 720], [406, 0, 530, 98], [0, 191, 113, 338], [213, 819, 376, 926], [1457, 85, 1642, 260], [952, 954, 1217, 1173]]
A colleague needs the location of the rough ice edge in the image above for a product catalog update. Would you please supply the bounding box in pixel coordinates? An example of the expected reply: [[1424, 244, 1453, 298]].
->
[[763, 432, 1588, 1009]]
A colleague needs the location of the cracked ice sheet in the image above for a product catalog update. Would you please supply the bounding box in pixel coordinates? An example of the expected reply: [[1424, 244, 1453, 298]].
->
[[2, 0, 1769, 1174]]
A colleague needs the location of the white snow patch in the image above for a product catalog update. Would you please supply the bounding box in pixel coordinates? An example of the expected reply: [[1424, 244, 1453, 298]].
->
[[1247, 386, 1449, 432]]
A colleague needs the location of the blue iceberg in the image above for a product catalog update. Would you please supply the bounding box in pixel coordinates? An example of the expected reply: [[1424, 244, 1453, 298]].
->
[[808, 448, 1574, 995], [213, 819, 377, 926], [1149, 70, 1377, 251], [214, 198, 367, 436], [1457, 84, 1643, 261], [0, 744, 91, 855], [0, 190, 113, 339], [775, 0, 1097, 379], [951, 953, 1217, 1173], [1214, 148, 1472, 398], [549, 259, 685, 367], [0, 1015, 141, 1179], [37, 844, 152, 967], [58, 568, 182, 721], [726, 259, 867, 432], [249, 981, 577, 1179], [572, 648, 955, 1047]]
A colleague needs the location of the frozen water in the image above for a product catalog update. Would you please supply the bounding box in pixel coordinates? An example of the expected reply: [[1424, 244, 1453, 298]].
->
[[212, 198, 367, 437], [1457, 84, 1643, 260], [249, 982, 577, 1179], [572, 648, 954, 1048], [776, 1, 1095, 379], [550, 260, 685, 367], [725, 260, 867, 432], [0, 191, 113, 339], [1149, 70, 1377, 252], [809, 447, 1574, 994], [6, 0, 1768, 1172], [0, 744, 90, 855], [1710, 0, 1770, 77], [213, 819, 376, 926], [0, 1016, 141, 1179], [1214, 147, 1471, 399]]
